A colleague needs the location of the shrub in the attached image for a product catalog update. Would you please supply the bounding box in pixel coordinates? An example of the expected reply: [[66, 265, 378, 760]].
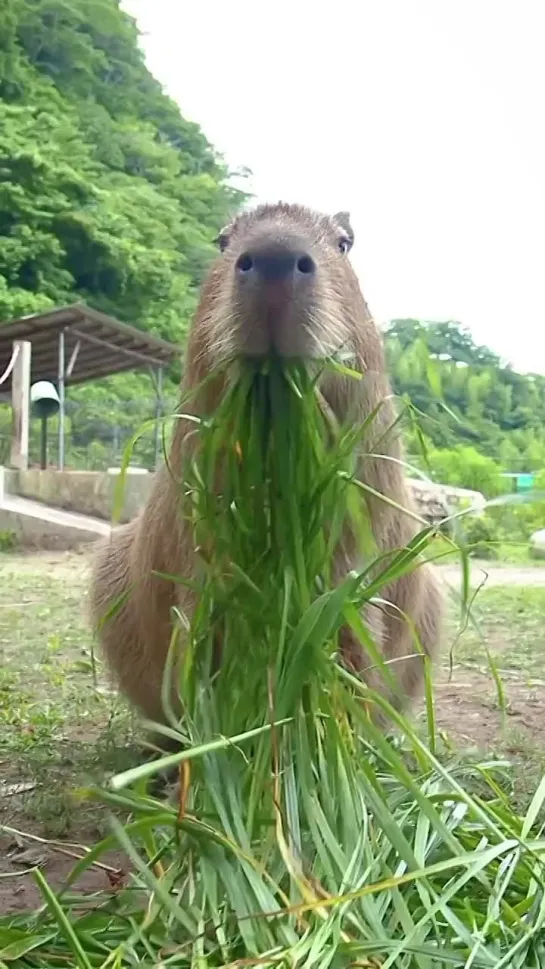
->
[[0, 529, 17, 552], [427, 445, 507, 498], [459, 513, 500, 559]]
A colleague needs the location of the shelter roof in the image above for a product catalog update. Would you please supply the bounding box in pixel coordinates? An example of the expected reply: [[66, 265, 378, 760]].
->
[[0, 303, 179, 391]]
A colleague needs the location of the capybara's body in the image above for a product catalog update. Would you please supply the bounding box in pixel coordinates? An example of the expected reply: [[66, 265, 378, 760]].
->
[[89, 202, 443, 728]]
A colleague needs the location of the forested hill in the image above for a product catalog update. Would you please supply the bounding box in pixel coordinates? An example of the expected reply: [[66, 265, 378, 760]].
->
[[386, 319, 545, 480], [0, 0, 247, 347], [0, 4, 543, 481]]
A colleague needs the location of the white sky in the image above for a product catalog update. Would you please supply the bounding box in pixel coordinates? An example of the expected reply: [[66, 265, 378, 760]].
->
[[124, 0, 545, 373]]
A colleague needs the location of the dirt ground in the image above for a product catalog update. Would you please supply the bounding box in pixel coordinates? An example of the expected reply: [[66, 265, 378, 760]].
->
[[1, 549, 545, 914]]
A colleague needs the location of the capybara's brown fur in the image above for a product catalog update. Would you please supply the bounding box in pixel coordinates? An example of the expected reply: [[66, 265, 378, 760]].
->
[[89, 202, 443, 732]]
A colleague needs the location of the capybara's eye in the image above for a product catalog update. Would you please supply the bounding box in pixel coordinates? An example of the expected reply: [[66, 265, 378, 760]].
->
[[216, 231, 230, 252], [338, 236, 351, 254]]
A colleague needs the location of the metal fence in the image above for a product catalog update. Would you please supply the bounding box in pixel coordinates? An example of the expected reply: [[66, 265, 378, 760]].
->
[[0, 394, 179, 471]]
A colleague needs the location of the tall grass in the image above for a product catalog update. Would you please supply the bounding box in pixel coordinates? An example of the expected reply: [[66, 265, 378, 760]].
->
[[2, 359, 545, 968]]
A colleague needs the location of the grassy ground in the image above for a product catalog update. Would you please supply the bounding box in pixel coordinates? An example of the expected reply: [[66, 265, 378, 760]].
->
[[1, 549, 544, 914], [0, 554, 138, 833], [432, 580, 545, 806], [0, 552, 142, 913], [424, 532, 545, 566]]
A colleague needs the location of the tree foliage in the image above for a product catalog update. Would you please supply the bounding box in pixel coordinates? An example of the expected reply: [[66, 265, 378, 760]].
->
[[385, 319, 545, 482], [0, 0, 247, 357], [1, 4, 543, 488], [0, 0, 250, 462]]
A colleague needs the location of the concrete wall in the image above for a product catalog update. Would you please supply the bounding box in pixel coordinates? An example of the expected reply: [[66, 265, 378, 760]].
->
[[0, 467, 18, 502], [0, 504, 108, 551], [2, 466, 486, 531], [6, 468, 154, 524]]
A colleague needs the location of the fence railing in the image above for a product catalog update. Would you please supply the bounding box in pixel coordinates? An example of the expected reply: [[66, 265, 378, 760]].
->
[[0, 394, 179, 471]]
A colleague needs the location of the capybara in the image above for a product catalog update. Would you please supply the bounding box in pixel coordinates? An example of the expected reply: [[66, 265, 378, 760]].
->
[[89, 202, 443, 733]]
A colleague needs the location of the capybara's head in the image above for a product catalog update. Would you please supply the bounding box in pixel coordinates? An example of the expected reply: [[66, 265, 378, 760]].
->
[[194, 202, 371, 366]]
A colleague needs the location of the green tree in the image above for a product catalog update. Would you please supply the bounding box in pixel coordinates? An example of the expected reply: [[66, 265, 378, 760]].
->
[[386, 318, 545, 481], [0, 0, 249, 465], [0, 0, 247, 340], [386, 318, 501, 368], [426, 446, 507, 498]]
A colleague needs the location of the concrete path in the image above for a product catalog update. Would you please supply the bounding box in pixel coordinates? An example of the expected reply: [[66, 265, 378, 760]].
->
[[438, 563, 545, 587], [1, 489, 544, 588], [0, 493, 110, 550]]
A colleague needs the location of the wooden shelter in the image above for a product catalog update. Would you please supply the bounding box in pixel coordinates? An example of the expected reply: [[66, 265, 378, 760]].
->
[[0, 303, 180, 470]]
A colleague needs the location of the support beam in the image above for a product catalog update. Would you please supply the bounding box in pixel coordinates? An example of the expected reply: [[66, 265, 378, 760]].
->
[[154, 366, 164, 469], [9, 340, 31, 470], [21, 346, 137, 382], [58, 329, 65, 470], [71, 327, 167, 369], [66, 339, 81, 378], [57, 358, 148, 387]]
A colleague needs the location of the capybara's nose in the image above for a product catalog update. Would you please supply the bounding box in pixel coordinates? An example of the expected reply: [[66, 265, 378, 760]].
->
[[235, 245, 315, 283]]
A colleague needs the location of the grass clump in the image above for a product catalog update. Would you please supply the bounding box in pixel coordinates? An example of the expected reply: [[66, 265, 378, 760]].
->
[[2, 359, 545, 967]]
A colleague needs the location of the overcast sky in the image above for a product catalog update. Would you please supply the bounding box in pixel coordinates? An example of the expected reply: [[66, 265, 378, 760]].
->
[[124, 0, 545, 373]]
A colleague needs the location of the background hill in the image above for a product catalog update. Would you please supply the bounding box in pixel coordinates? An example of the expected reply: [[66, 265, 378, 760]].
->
[[0, 0, 247, 463], [1, 1, 544, 495], [386, 319, 545, 496]]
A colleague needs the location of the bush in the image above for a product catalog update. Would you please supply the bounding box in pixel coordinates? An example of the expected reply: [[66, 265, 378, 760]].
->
[[458, 513, 499, 559], [426, 445, 507, 498], [0, 529, 17, 552], [456, 483, 545, 561]]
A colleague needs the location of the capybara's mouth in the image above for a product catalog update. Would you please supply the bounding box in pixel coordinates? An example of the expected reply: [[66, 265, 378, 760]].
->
[[226, 313, 358, 368], [223, 345, 359, 399], [231, 343, 358, 369]]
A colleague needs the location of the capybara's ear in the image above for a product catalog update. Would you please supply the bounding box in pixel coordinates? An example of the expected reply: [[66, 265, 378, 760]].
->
[[333, 211, 354, 248], [215, 225, 231, 252]]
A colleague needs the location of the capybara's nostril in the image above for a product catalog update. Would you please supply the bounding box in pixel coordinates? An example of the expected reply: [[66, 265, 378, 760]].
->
[[296, 254, 315, 275], [236, 242, 316, 283], [236, 253, 254, 273]]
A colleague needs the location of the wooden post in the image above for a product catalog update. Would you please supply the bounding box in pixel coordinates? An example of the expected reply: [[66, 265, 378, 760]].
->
[[10, 340, 31, 470], [58, 329, 65, 470], [154, 366, 163, 470]]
